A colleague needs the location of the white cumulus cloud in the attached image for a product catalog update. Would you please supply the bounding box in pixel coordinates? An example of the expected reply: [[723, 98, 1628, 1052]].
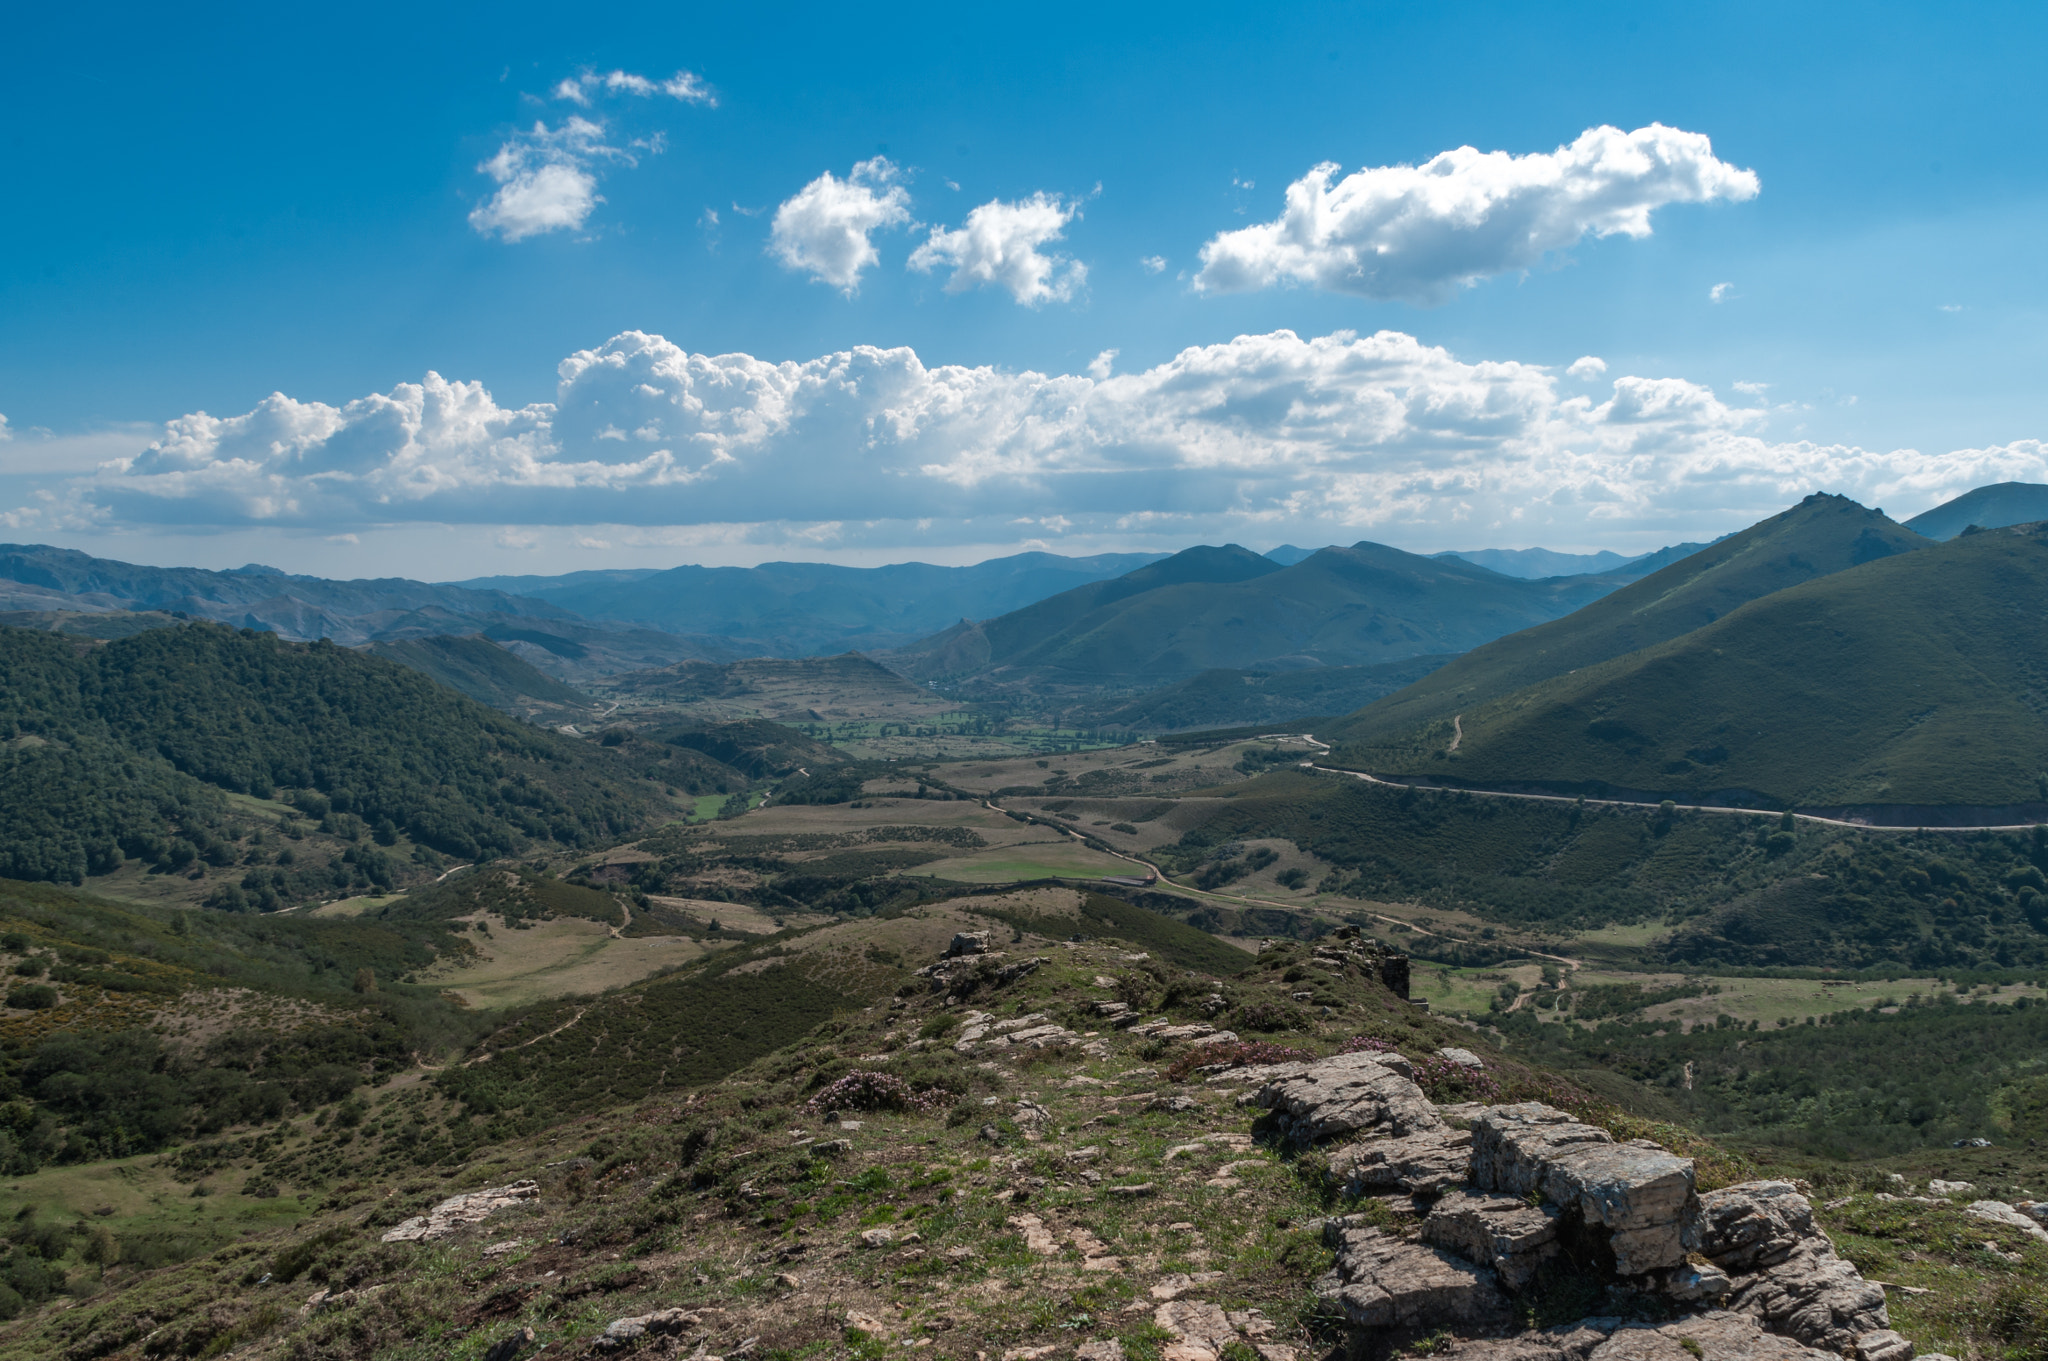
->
[[553, 69, 715, 106], [1567, 356, 1608, 379], [471, 70, 713, 242], [909, 193, 1085, 305], [768, 158, 914, 293], [58, 329, 2048, 555], [1710, 281, 1734, 302], [1195, 124, 1759, 303]]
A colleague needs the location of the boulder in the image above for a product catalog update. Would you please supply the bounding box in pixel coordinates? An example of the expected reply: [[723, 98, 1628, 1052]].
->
[[947, 931, 991, 957], [1248, 1051, 1444, 1145], [1853, 1330, 1915, 1361], [1439, 1047, 1486, 1069], [1696, 1181, 1890, 1353], [1315, 1224, 1506, 1330], [1330, 1128, 1475, 1197], [1420, 1188, 1562, 1291], [1965, 1199, 2048, 1243], [1470, 1105, 1698, 1275]]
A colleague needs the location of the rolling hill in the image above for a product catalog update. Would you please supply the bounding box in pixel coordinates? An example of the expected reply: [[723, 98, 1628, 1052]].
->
[[1325, 493, 1928, 753], [0, 621, 672, 888], [881, 542, 1634, 689], [1335, 521, 2048, 811], [1905, 481, 2048, 539]]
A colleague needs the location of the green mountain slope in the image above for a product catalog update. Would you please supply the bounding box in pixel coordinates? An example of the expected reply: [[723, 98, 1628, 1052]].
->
[[0, 622, 671, 885], [1344, 522, 2048, 809], [1075, 654, 1455, 732], [1904, 481, 2048, 539], [361, 634, 593, 719], [1325, 494, 1927, 752], [884, 542, 1629, 687]]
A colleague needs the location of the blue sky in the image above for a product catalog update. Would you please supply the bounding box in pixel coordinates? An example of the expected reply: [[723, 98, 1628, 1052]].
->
[[4, 0, 2046, 577]]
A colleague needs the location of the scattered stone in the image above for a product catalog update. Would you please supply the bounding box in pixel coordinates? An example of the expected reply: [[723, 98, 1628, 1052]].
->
[[1154, 1299, 1240, 1361], [1471, 1104, 1698, 1276], [1002, 1348, 1058, 1361], [1149, 1272, 1224, 1300], [815, 1139, 853, 1156], [481, 1238, 523, 1257], [597, 1308, 700, 1350], [846, 1311, 894, 1336], [1078, 1341, 1126, 1361], [1927, 1179, 1977, 1197], [1316, 1224, 1505, 1329], [1093, 975, 1119, 988], [1965, 1200, 2048, 1243], [1439, 1047, 1486, 1069], [1105, 1183, 1157, 1197], [1010, 1213, 1059, 1255], [860, 1228, 896, 1248], [774, 1272, 802, 1288], [1187, 1031, 1242, 1046], [381, 1181, 540, 1243], [948, 932, 991, 957], [482, 1326, 537, 1361]]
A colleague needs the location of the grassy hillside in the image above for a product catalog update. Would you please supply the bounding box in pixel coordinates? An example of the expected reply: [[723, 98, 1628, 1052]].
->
[[361, 634, 594, 719], [1327, 494, 1927, 751], [0, 622, 671, 889], [887, 542, 1628, 687], [1149, 766, 2048, 972], [1905, 480, 2048, 539], [1345, 522, 2048, 808], [1075, 655, 1455, 733]]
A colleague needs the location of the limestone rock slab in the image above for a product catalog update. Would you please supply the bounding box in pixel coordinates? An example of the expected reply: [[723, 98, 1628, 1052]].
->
[[1315, 1225, 1505, 1330], [1471, 1105, 1697, 1275], [1331, 1128, 1474, 1196]]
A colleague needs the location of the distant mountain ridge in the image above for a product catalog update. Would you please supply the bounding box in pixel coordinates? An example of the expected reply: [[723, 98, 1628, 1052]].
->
[[880, 541, 1644, 689], [452, 551, 1169, 656]]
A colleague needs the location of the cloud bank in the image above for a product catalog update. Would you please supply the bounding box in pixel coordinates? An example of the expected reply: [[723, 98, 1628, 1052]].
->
[[769, 158, 915, 292], [47, 329, 2045, 553], [1196, 124, 1758, 302]]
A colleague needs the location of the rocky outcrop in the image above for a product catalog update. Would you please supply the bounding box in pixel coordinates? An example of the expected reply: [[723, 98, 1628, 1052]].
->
[[1696, 1182, 1890, 1352], [1470, 1105, 1698, 1276], [1247, 1050, 1443, 1144], [1316, 1224, 1506, 1330], [1249, 1053, 1906, 1361], [380, 1181, 540, 1243]]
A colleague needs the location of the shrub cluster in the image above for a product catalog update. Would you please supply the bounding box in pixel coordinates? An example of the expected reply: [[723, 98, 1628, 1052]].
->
[[803, 1069, 952, 1116], [1166, 1040, 1314, 1083]]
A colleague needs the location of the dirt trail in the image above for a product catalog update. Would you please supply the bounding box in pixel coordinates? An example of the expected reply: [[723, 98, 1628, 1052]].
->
[[1446, 715, 1463, 753]]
